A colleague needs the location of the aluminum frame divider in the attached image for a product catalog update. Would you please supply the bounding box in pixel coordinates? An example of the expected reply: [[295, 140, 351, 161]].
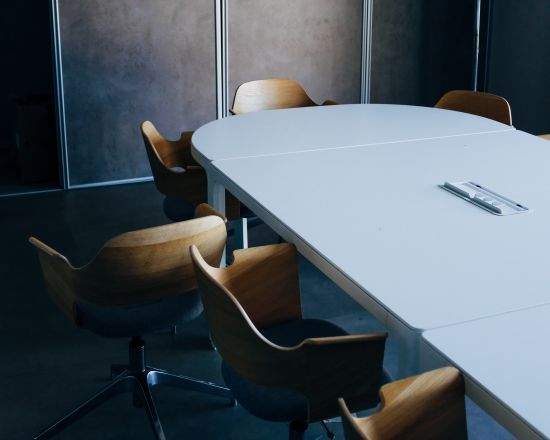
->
[[472, 0, 482, 91], [215, 0, 229, 119], [50, 0, 70, 189], [361, 0, 374, 104]]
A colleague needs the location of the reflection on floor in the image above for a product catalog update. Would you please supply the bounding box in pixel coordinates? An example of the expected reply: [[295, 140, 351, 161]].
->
[[0, 182, 514, 439]]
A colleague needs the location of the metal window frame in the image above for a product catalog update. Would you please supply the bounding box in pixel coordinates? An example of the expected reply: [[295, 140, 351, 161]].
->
[[50, 0, 70, 189], [361, 0, 373, 104]]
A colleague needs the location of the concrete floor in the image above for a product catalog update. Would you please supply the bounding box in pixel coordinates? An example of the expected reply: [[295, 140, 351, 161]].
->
[[0, 182, 515, 439]]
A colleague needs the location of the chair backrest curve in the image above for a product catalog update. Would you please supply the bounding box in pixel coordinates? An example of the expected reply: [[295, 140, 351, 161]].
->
[[30, 216, 227, 322], [230, 79, 317, 115], [435, 90, 512, 126]]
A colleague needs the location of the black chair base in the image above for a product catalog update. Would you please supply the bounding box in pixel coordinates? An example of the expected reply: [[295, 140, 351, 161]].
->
[[34, 336, 234, 440]]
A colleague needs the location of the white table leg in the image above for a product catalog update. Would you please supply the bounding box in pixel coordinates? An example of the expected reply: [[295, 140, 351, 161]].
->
[[207, 170, 249, 250], [386, 314, 421, 378], [207, 171, 228, 266], [234, 218, 248, 249], [207, 172, 226, 214]]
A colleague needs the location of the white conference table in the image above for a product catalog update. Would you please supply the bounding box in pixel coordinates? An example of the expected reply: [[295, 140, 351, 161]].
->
[[192, 103, 512, 162], [191, 104, 549, 435], [421, 305, 550, 440], [192, 104, 514, 220]]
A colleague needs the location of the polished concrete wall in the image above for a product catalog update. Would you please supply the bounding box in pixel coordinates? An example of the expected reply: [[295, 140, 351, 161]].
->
[[486, 0, 550, 135], [57, 0, 479, 186], [228, 0, 363, 105], [371, 0, 475, 106], [58, 0, 216, 186]]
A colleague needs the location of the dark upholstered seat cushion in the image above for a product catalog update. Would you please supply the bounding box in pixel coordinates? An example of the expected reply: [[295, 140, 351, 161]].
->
[[75, 290, 203, 338], [221, 319, 348, 422]]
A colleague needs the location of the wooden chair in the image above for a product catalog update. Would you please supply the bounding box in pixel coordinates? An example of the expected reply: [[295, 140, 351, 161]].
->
[[338, 367, 467, 440], [141, 121, 239, 221], [190, 242, 388, 440], [435, 90, 512, 126], [539, 134, 550, 140], [29, 204, 233, 440], [230, 78, 338, 115]]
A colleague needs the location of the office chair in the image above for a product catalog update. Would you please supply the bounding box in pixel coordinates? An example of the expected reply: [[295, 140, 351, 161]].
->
[[30, 204, 233, 440], [141, 120, 240, 222], [191, 242, 388, 440], [435, 90, 512, 126], [230, 78, 338, 115], [338, 367, 467, 440]]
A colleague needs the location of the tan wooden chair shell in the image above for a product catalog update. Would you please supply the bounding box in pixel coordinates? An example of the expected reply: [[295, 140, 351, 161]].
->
[[190, 242, 387, 422], [29, 204, 227, 323], [29, 204, 234, 439], [141, 121, 239, 218], [230, 78, 338, 115], [141, 120, 206, 205], [539, 134, 550, 140], [339, 367, 467, 440], [435, 90, 512, 126]]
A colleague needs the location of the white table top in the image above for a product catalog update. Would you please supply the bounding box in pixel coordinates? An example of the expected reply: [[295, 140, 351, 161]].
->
[[422, 305, 550, 439], [212, 129, 550, 332], [192, 104, 513, 162]]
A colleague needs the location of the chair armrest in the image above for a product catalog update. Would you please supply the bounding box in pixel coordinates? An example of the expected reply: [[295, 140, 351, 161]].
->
[[29, 237, 71, 262], [343, 367, 467, 440], [378, 366, 464, 409], [321, 99, 339, 106], [224, 243, 302, 328], [296, 332, 387, 420], [172, 131, 200, 166], [29, 237, 78, 322]]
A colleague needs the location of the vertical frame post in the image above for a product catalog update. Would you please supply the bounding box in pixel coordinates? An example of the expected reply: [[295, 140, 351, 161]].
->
[[215, 0, 229, 119], [49, 0, 70, 188], [361, 0, 374, 104], [472, 0, 482, 91]]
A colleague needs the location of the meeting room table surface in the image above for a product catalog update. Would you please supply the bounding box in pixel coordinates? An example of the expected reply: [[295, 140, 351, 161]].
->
[[192, 103, 550, 439]]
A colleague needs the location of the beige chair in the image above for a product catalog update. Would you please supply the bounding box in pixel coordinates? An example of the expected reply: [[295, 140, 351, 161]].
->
[[230, 78, 338, 115], [30, 204, 233, 440], [539, 134, 550, 140], [435, 90, 512, 126], [191, 242, 388, 440], [141, 121, 239, 221], [339, 367, 467, 440]]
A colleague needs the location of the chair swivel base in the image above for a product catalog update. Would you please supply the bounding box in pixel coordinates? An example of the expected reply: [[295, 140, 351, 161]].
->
[[34, 336, 235, 440]]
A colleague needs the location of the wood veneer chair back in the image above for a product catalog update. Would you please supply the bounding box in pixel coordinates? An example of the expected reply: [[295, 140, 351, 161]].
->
[[435, 90, 512, 126], [339, 367, 467, 440], [231, 79, 315, 115], [30, 206, 227, 323], [141, 120, 206, 205], [230, 79, 337, 115], [190, 243, 387, 421]]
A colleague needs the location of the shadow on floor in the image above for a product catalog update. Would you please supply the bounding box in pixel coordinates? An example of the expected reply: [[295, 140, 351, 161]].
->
[[0, 182, 515, 439]]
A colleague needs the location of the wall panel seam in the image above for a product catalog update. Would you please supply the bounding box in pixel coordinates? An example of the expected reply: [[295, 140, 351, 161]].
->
[[361, 0, 373, 103], [50, 0, 70, 188], [215, 0, 229, 118]]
